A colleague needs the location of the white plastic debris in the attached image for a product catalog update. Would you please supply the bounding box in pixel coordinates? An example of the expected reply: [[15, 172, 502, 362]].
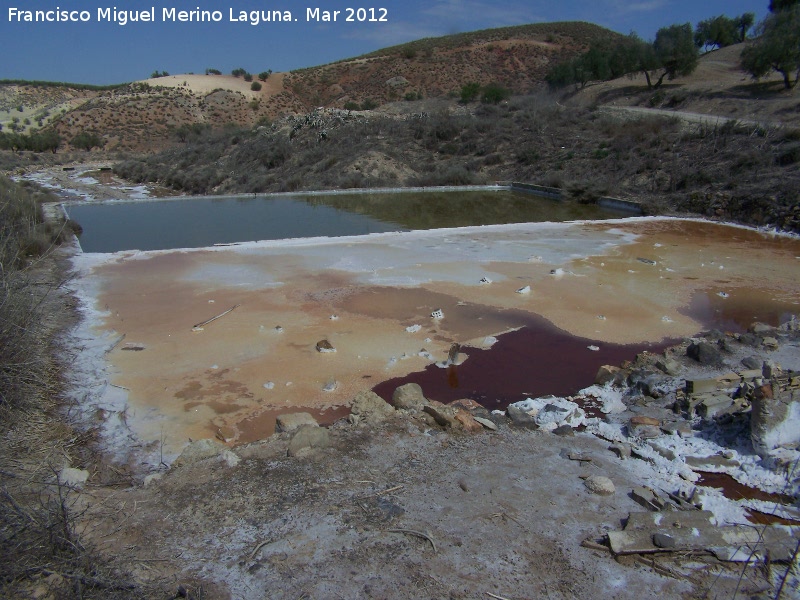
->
[[406, 324, 422, 333], [516, 285, 531, 294]]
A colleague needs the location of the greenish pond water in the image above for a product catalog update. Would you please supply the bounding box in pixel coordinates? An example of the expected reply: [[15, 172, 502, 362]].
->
[[66, 190, 627, 253]]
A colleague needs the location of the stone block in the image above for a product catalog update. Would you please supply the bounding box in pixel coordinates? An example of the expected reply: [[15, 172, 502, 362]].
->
[[276, 412, 319, 433]]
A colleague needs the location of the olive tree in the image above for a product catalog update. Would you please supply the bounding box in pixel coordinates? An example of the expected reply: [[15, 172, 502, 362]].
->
[[741, 6, 800, 89]]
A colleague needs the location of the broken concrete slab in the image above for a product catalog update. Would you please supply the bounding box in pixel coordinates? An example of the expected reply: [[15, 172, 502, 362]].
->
[[630, 486, 666, 511], [684, 454, 741, 469], [608, 511, 721, 555], [695, 393, 735, 419]]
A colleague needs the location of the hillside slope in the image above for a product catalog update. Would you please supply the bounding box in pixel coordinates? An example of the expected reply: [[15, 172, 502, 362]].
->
[[0, 21, 618, 152]]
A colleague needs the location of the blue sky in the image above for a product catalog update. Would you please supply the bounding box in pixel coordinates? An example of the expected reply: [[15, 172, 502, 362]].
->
[[3, 0, 769, 84]]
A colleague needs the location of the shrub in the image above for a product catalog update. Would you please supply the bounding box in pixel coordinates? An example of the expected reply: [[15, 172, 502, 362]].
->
[[344, 101, 360, 111], [481, 83, 511, 104], [460, 82, 481, 104], [251, 81, 262, 91], [71, 131, 104, 151]]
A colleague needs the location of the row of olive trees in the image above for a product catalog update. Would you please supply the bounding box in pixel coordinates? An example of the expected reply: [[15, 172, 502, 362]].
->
[[547, 1, 800, 92], [0, 130, 103, 152], [546, 24, 700, 91]]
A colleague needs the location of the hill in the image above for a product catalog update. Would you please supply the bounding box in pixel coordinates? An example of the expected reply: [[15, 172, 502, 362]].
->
[[0, 21, 618, 152]]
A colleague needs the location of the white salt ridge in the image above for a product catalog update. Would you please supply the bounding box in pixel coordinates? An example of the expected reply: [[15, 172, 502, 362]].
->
[[578, 384, 626, 414], [509, 396, 586, 431]]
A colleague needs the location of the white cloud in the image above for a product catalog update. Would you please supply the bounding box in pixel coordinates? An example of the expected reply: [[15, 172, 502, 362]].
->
[[606, 0, 668, 13]]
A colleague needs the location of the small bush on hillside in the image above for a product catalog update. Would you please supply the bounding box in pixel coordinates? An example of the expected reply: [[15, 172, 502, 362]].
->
[[481, 83, 511, 104], [460, 82, 481, 104], [251, 81, 262, 91]]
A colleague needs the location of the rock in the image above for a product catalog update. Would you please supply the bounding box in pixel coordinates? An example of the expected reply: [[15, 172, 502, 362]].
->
[[423, 401, 459, 428], [647, 440, 677, 461], [631, 486, 665, 510], [750, 384, 800, 459], [628, 369, 668, 398], [453, 408, 484, 433], [276, 412, 319, 433], [58, 467, 89, 489], [173, 439, 240, 468], [779, 315, 799, 331], [350, 390, 395, 424], [448, 398, 486, 413], [553, 424, 574, 437], [762, 360, 781, 379], [628, 416, 661, 439], [686, 341, 722, 365], [215, 426, 236, 443], [660, 421, 693, 438], [609, 443, 632, 460], [655, 357, 682, 376], [315, 339, 336, 353], [741, 356, 761, 370], [143, 473, 163, 488], [584, 475, 615, 496], [506, 405, 538, 429], [385, 76, 409, 88], [392, 383, 428, 410], [749, 322, 774, 335], [473, 416, 498, 431], [595, 365, 621, 386], [737, 333, 761, 347], [288, 425, 330, 457], [762, 336, 779, 349], [652, 532, 676, 549]]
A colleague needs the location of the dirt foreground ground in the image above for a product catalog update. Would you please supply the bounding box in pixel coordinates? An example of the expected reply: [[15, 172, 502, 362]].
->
[[24, 167, 800, 598]]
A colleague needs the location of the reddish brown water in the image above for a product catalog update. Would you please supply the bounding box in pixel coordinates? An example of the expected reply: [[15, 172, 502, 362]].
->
[[373, 322, 673, 410], [683, 289, 800, 333], [695, 471, 799, 525]]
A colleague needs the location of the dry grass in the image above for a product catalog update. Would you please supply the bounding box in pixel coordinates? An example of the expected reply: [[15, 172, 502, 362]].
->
[[112, 94, 800, 233], [0, 177, 148, 598]]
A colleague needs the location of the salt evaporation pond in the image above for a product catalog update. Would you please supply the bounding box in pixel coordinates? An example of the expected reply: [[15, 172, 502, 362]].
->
[[65, 189, 627, 252]]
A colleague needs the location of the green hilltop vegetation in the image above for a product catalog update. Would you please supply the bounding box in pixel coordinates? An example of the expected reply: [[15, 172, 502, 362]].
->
[[0, 79, 129, 90]]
